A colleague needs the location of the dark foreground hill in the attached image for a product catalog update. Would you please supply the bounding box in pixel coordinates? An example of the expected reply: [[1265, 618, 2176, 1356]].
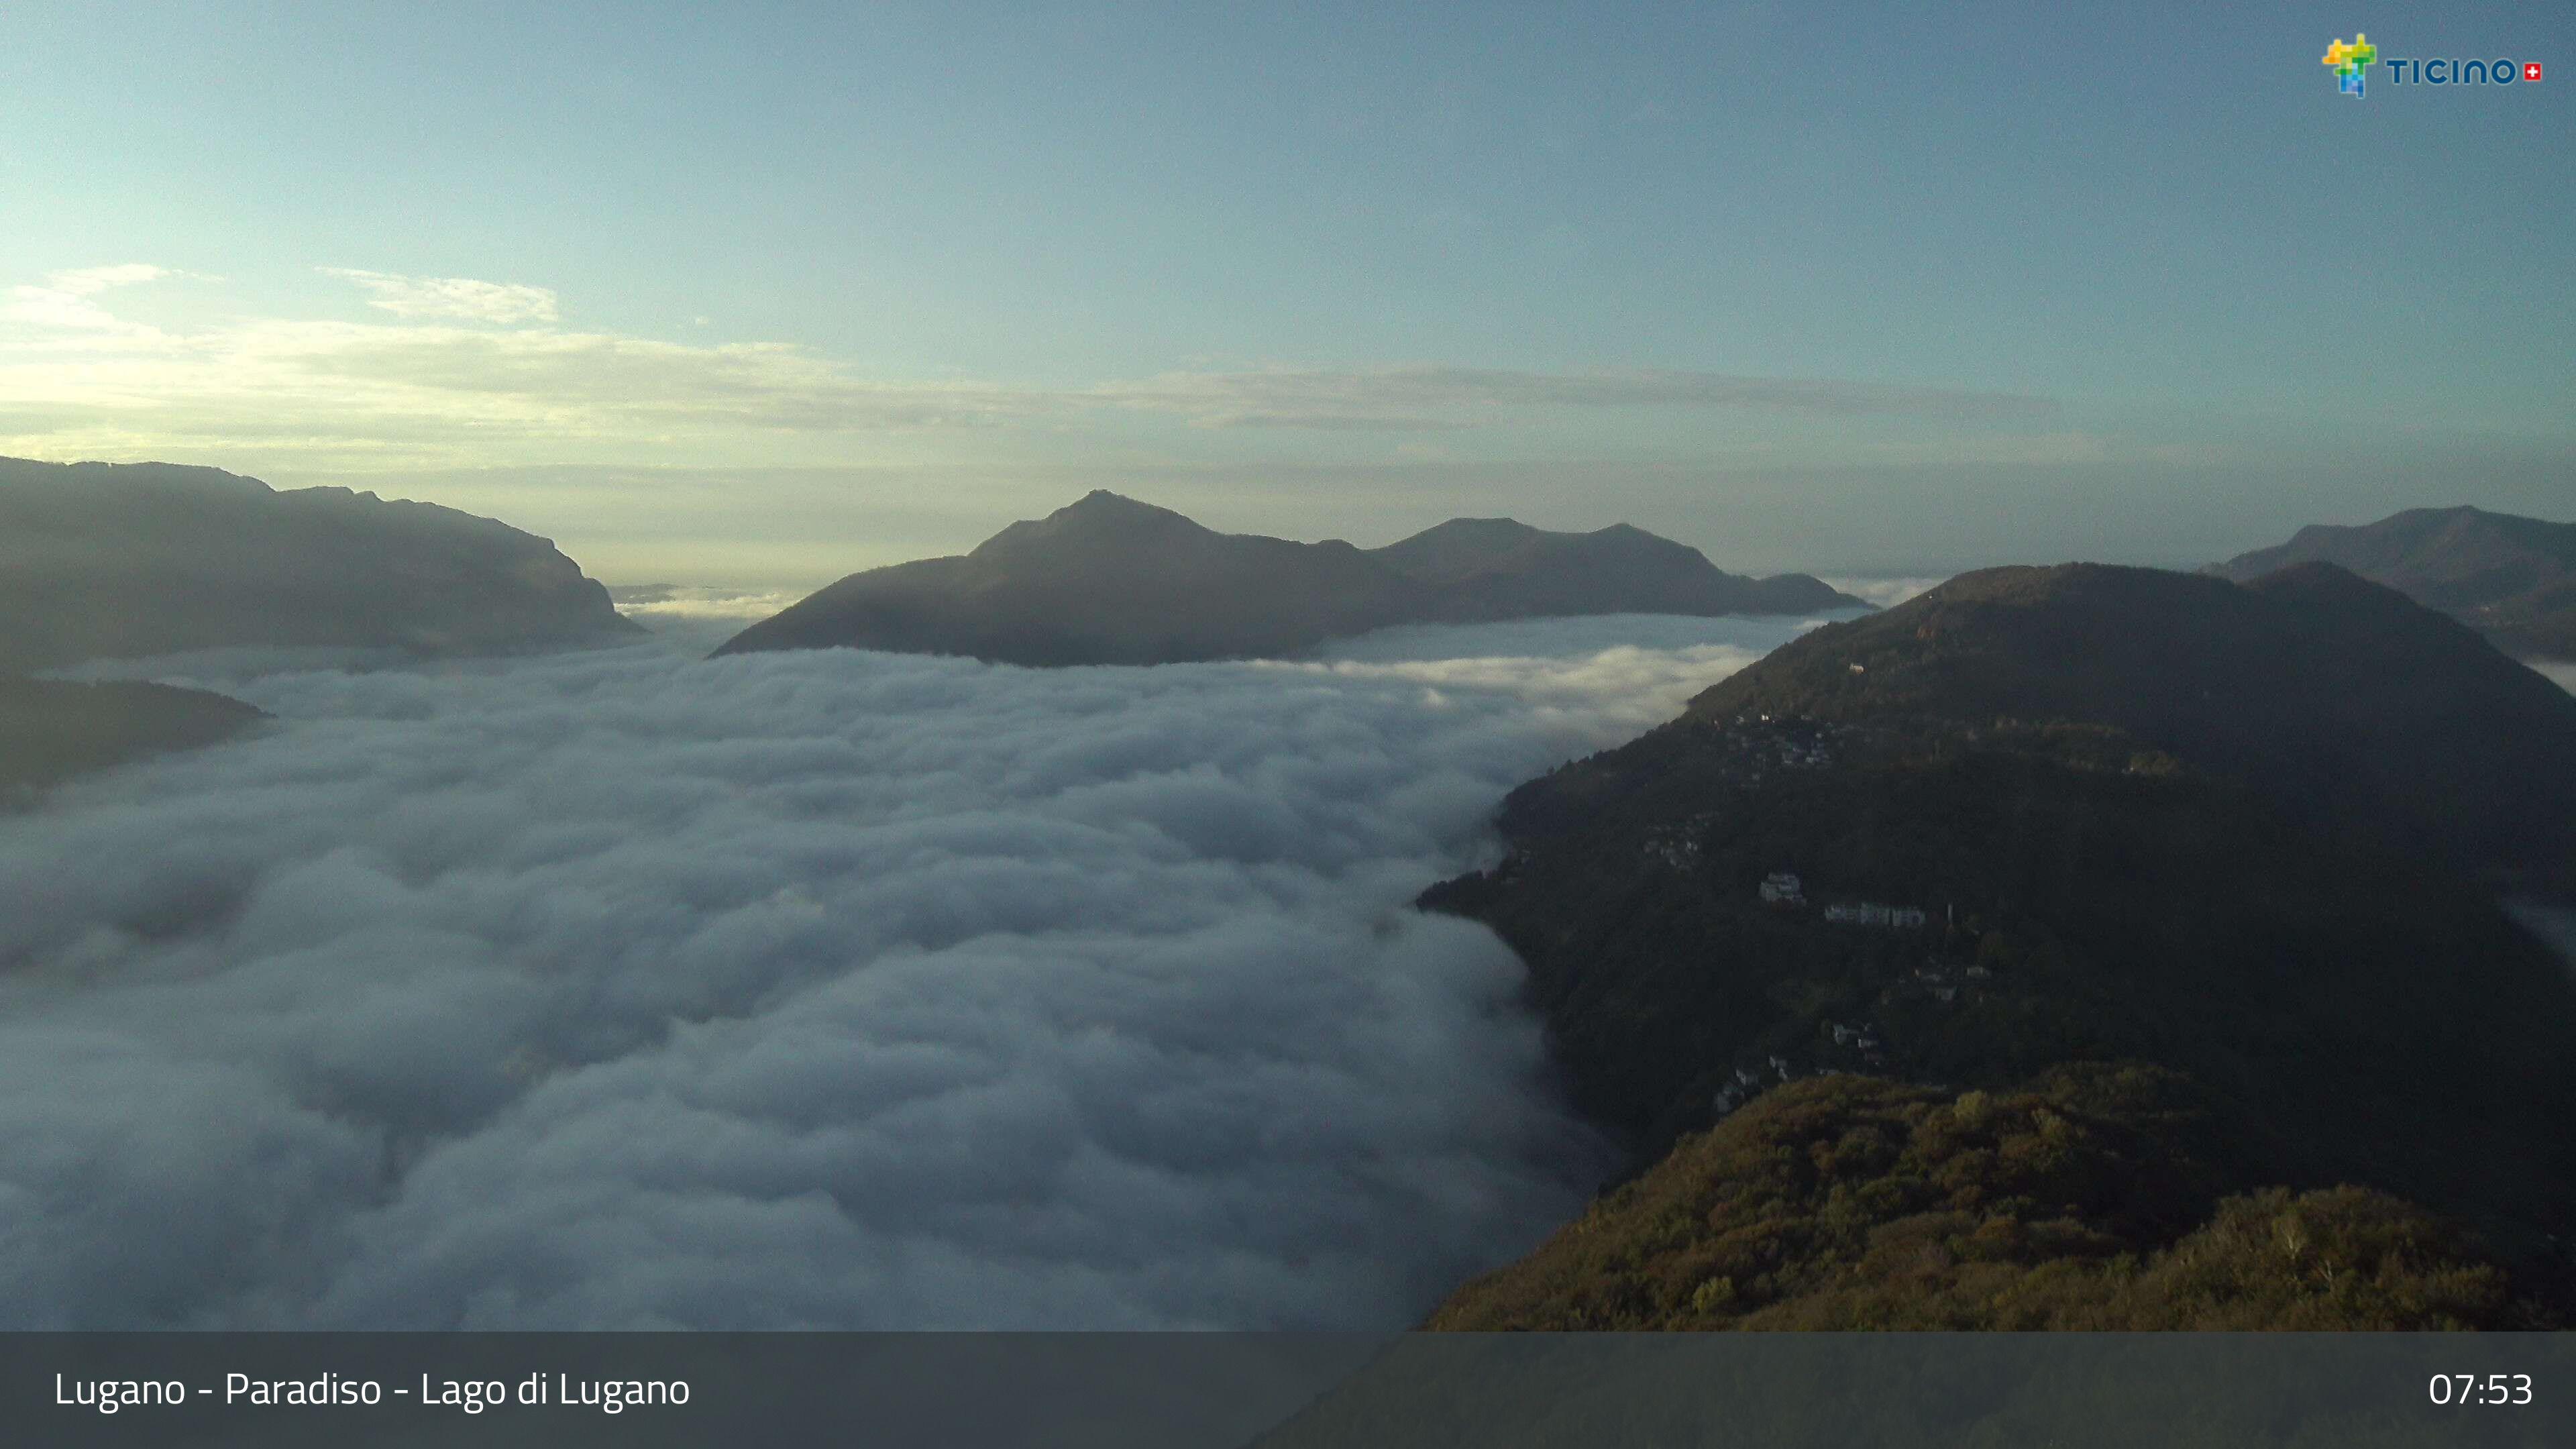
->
[[0, 455, 638, 674], [1680, 560, 2576, 871], [0, 677, 266, 799], [1418, 562, 2576, 1326], [712, 492, 1860, 665], [2210, 505, 2576, 660]]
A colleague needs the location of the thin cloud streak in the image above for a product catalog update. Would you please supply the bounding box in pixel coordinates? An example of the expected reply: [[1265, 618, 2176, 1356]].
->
[[319, 268, 564, 325], [1095, 366, 2061, 431], [1, 264, 2065, 466], [2, 264, 178, 341], [42, 264, 175, 297]]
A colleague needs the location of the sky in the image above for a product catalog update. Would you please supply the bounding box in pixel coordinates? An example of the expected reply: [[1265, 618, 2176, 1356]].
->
[[3, 1, 2570, 586]]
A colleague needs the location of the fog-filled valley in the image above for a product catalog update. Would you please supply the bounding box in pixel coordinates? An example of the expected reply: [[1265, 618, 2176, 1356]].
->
[[11, 466, 2576, 1338], [0, 612, 1839, 1328], [13, 7, 2576, 1435]]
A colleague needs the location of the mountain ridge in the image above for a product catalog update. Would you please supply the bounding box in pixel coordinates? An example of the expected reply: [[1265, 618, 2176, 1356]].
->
[[2208, 504, 2576, 659], [714, 492, 1864, 665], [0, 455, 640, 675]]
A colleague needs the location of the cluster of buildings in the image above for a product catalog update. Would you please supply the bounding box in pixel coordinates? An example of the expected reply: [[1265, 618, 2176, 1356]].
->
[[1711, 1058, 1799, 1116], [1826, 1019, 1888, 1065], [1705, 714, 1855, 788], [1827, 1020, 1880, 1051], [1766, 735, 1834, 770], [1824, 901, 1929, 929], [1904, 960, 1992, 1004], [1641, 812, 1719, 870], [1643, 832, 1701, 869], [1711, 1020, 1896, 1118], [1756, 871, 1930, 930]]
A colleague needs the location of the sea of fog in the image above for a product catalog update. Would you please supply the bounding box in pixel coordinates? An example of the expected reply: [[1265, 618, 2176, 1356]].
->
[[1, 610, 1849, 1329]]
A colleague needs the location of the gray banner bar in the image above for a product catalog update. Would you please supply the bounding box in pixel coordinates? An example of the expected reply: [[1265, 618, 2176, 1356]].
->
[[9, 1332, 2573, 1447]]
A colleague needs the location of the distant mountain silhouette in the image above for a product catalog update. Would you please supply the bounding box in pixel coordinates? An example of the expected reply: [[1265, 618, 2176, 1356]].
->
[[0, 455, 639, 674], [714, 492, 1863, 665], [0, 677, 265, 798], [2208, 506, 2576, 659], [1377, 517, 1854, 621]]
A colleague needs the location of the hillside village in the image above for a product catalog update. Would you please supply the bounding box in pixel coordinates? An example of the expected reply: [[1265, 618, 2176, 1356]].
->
[[1591, 712, 2035, 1122], [1705, 918, 2005, 1122]]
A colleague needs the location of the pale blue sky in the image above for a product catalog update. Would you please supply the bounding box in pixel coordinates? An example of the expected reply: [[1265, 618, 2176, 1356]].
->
[[3, 1, 2569, 583]]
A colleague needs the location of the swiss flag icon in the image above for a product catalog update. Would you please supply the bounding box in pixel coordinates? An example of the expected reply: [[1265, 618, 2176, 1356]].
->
[[2524, 62, 2542, 82]]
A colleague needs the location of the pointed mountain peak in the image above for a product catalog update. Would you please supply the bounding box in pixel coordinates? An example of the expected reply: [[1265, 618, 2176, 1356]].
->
[[970, 491, 1219, 561], [1050, 490, 1197, 527], [1410, 517, 1544, 541], [1065, 488, 1157, 512]]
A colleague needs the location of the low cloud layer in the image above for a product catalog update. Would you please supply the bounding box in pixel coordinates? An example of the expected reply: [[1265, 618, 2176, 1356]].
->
[[604, 584, 816, 622], [1820, 576, 1947, 610], [0, 614, 1829, 1328]]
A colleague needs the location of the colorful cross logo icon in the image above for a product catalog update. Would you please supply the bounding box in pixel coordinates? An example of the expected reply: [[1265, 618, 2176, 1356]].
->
[[2323, 34, 2378, 97], [2524, 62, 2542, 82]]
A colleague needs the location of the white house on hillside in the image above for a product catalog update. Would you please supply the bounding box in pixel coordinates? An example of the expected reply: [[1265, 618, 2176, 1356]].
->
[[1823, 901, 1929, 929]]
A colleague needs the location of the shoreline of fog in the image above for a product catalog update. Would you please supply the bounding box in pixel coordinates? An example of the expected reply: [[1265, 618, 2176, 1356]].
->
[[606, 584, 818, 627], [0, 612, 1838, 1330], [1820, 576, 1945, 610]]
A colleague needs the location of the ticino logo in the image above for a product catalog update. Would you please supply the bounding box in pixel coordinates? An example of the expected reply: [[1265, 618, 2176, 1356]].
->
[[2323, 34, 2540, 97]]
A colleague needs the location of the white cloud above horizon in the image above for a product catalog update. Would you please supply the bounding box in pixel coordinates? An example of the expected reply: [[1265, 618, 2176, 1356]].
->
[[0, 263, 2077, 472], [321, 268, 564, 325], [1, 263, 178, 341], [44, 263, 176, 297]]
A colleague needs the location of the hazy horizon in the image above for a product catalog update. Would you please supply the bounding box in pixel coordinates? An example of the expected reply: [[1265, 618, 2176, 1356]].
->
[[6, 4, 2569, 586]]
